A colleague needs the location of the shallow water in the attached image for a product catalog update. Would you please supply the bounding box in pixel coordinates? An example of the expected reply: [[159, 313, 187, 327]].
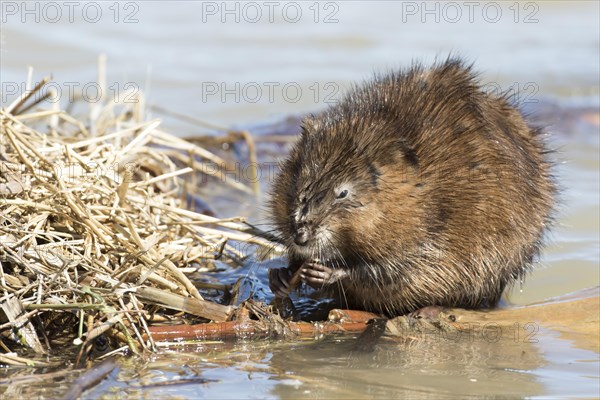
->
[[5, 319, 598, 399], [1, 1, 599, 398]]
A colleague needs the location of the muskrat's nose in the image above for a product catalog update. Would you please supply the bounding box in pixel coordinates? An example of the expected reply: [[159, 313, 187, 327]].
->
[[294, 227, 310, 246]]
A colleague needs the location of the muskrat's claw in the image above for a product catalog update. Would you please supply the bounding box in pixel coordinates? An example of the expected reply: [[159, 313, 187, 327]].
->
[[300, 262, 347, 288], [268, 267, 294, 297]]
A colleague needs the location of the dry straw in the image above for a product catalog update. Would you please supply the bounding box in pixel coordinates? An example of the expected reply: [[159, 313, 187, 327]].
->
[[0, 63, 282, 365]]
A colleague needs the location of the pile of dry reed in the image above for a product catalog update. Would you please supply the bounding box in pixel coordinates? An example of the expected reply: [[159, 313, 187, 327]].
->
[[0, 66, 282, 365]]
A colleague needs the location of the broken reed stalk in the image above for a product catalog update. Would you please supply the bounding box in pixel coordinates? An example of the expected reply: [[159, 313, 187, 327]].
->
[[0, 71, 283, 362]]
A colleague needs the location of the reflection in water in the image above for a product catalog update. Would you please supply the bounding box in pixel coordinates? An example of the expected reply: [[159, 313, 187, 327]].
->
[[268, 335, 545, 399], [77, 331, 548, 399]]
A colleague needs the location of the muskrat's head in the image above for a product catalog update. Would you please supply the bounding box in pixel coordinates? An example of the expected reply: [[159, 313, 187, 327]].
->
[[269, 111, 419, 262]]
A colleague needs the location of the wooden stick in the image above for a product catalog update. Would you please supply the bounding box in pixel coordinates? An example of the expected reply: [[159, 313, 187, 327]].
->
[[145, 308, 378, 341]]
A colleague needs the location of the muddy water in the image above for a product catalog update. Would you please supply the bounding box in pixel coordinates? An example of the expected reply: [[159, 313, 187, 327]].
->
[[1, 1, 599, 398]]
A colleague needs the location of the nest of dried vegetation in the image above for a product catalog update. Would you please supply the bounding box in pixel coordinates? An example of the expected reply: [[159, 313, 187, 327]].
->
[[0, 69, 283, 366]]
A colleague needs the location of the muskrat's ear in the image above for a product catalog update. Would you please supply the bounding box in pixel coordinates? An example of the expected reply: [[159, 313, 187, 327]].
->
[[381, 138, 419, 169], [401, 145, 419, 167]]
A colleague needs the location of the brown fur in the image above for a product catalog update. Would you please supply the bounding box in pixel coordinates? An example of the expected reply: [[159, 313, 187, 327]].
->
[[269, 58, 555, 317]]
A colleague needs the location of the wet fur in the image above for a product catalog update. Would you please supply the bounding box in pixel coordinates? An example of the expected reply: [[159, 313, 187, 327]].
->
[[269, 58, 555, 317]]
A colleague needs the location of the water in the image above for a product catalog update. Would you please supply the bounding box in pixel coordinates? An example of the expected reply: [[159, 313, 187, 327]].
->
[[1, 1, 599, 398], [2, 1, 599, 126]]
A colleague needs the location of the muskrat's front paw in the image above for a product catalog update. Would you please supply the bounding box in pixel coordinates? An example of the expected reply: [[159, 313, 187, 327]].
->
[[268, 267, 294, 297], [300, 262, 347, 288]]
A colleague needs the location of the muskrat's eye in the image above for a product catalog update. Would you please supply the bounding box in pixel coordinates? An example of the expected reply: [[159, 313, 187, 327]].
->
[[337, 189, 349, 199]]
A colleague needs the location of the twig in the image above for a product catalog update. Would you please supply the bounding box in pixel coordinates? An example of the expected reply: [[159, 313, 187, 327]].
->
[[62, 357, 118, 400]]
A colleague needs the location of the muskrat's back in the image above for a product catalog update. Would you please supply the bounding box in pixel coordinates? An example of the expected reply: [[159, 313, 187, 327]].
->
[[269, 58, 555, 316]]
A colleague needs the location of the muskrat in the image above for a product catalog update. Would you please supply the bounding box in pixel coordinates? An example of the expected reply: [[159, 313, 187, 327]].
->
[[268, 58, 555, 317]]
